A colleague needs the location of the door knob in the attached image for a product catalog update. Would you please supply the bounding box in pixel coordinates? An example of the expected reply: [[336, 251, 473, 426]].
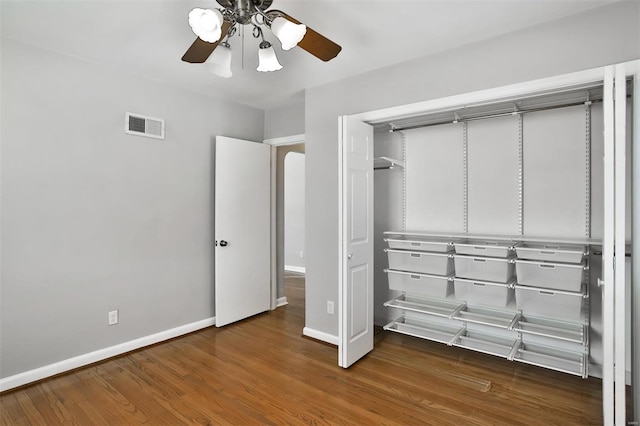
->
[[347, 253, 353, 259], [220, 240, 228, 247]]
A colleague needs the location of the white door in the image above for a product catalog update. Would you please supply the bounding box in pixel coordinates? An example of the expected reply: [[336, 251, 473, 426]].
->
[[612, 63, 628, 426], [602, 63, 630, 426], [338, 116, 374, 368], [215, 136, 271, 327], [601, 65, 616, 426]]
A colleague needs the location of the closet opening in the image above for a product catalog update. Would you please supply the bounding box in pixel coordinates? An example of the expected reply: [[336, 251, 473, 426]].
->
[[372, 81, 632, 414], [339, 61, 638, 425]]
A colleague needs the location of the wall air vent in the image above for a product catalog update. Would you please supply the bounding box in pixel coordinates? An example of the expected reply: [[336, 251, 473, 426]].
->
[[125, 112, 165, 140]]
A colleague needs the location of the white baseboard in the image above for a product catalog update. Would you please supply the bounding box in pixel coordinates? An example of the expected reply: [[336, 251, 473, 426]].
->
[[0, 317, 216, 392], [303, 327, 338, 346], [284, 265, 306, 274], [276, 297, 288, 307]]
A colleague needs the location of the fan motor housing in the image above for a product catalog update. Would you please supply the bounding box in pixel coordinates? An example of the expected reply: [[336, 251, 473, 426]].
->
[[216, 0, 274, 12]]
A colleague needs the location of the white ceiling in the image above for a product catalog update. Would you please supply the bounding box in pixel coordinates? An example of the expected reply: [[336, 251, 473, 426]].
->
[[0, 0, 620, 110]]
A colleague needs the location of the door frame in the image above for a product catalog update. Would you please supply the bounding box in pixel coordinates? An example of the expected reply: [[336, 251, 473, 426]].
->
[[633, 64, 640, 426], [264, 134, 306, 310], [338, 60, 639, 423]]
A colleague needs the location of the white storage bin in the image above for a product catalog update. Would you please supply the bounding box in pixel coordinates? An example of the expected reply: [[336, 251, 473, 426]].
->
[[515, 243, 586, 264], [453, 254, 515, 283], [515, 259, 585, 292], [515, 285, 585, 322], [384, 236, 455, 253], [453, 278, 514, 308], [385, 269, 452, 299], [454, 240, 514, 258], [385, 249, 454, 275]]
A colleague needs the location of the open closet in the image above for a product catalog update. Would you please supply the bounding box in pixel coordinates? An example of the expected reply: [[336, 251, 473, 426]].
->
[[339, 61, 638, 425], [374, 85, 631, 379]]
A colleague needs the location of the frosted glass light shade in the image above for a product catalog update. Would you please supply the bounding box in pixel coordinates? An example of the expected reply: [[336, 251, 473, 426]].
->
[[257, 43, 283, 72], [270, 17, 306, 50], [206, 43, 232, 78], [188, 8, 224, 43]]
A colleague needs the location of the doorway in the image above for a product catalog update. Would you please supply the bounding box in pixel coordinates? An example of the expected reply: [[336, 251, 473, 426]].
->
[[283, 150, 306, 319], [274, 141, 306, 323], [284, 151, 306, 275]]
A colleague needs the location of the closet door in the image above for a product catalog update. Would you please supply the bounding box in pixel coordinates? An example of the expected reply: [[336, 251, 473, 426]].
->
[[338, 116, 374, 368], [602, 63, 629, 426], [612, 63, 628, 426]]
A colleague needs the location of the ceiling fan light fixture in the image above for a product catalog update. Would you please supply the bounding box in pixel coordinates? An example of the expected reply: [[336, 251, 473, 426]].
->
[[181, 1, 342, 74], [256, 41, 283, 72], [188, 8, 224, 43], [206, 42, 232, 78], [270, 17, 306, 50]]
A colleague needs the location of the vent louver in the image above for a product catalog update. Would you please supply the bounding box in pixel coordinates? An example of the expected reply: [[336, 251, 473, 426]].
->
[[125, 112, 165, 139]]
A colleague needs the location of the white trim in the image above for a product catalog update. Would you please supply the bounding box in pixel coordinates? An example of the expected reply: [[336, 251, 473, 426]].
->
[[351, 60, 640, 125], [276, 297, 289, 307], [0, 317, 215, 392], [284, 265, 306, 274], [263, 134, 305, 146], [632, 61, 640, 425], [303, 327, 339, 346], [270, 146, 278, 311], [337, 116, 346, 367]]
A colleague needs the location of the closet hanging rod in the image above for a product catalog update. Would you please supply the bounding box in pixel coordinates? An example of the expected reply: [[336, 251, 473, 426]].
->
[[389, 98, 604, 132]]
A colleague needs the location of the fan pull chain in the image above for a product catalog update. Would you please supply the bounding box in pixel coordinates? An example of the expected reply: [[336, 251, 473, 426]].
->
[[240, 24, 245, 70]]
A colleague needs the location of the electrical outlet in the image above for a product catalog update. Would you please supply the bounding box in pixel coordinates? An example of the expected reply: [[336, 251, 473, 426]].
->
[[299, 251, 304, 258], [108, 310, 119, 326], [327, 300, 334, 315]]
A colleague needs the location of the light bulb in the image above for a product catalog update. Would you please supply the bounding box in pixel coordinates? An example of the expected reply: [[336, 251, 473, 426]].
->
[[270, 17, 306, 50], [206, 42, 232, 78], [188, 8, 224, 43], [257, 41, 283, 72]]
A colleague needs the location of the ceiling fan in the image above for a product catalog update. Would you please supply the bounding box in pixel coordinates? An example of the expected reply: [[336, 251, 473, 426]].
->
[[182, 0, 342, 77]]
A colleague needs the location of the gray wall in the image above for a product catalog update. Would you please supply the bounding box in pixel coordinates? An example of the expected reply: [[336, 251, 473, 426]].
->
[[265, 102, 305, 140], [304, 1, 640, 338], [284, 152, 305, 270], [0, 38, 264, 378]]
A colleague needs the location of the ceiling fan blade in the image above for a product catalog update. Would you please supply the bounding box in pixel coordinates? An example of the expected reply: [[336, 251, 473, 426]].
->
[[271, 10, 341, 62], [181, 20, 233, 63]]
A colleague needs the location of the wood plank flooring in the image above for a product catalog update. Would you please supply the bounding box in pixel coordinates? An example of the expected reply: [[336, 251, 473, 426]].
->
[[1, 274, 604, 425]]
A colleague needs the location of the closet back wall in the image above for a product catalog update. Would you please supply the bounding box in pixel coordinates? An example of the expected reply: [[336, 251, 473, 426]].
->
[[468, 117, 520, 235], [0, 38, 264, 379], [404, 105, 590, 238]]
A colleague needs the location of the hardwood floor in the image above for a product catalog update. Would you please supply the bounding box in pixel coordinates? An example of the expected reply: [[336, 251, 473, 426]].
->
[[1, 274, 604, 425]]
